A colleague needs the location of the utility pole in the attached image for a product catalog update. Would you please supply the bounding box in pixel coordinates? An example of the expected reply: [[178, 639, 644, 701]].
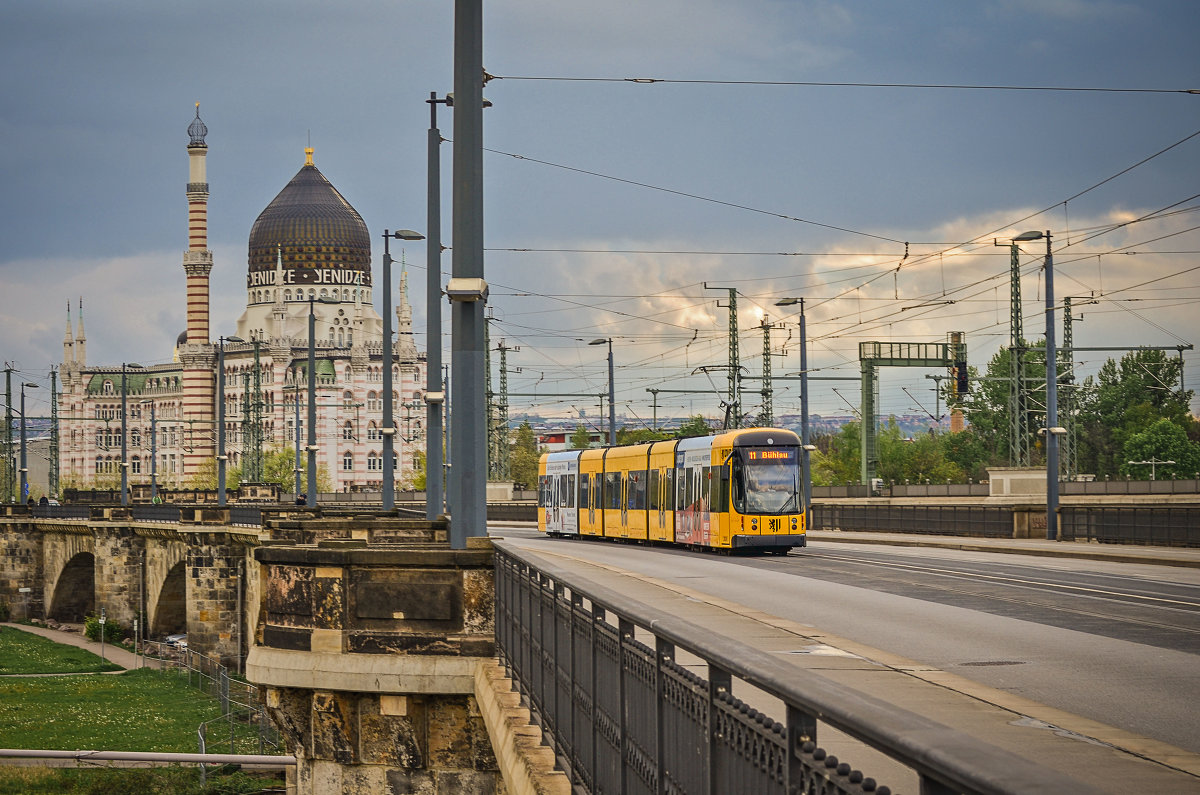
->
[[759, 315, 773, 427], [704, 284, 741, 428], [4, 366, 13, 503], [1007, 241, 1030, 467], [494, 339, 518, 480], [49, 368, 58, 497], [1062, 297, 1079, 481]]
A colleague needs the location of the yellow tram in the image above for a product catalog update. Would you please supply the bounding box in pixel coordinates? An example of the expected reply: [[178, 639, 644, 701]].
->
[[538, 427, 805, 553]]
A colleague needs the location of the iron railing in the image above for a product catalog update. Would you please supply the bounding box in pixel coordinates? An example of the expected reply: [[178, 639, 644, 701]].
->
[[1059, 506, 1200, 547], [494, 543, 1096, 795], [131, 504, 182, 523], [814, 504, 1013, 537]]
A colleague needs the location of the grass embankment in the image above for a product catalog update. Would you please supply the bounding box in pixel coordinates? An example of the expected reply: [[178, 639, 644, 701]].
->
[[0, 627, 284, 793], [0, 626, 122, 675]]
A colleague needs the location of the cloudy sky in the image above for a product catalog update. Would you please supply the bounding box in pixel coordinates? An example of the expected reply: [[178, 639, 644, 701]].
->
[[2, 0, 1198, 430]]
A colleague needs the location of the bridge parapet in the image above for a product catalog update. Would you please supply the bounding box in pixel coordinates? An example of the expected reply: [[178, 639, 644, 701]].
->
[[247, 536, 498, 794]]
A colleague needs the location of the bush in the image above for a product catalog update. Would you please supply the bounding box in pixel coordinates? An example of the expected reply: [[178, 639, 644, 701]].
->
[[83, 614, 124, 644]]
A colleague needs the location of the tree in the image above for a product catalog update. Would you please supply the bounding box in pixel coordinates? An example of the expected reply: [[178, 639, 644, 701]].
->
[[811, 422, 859, 486], [960, 340, 1047, 468], [617, 427, 672, 444], [1120, 418, 1200, 479], [1082, 350, 1195, 477], [509, 421, 540, 489], [569, 424, 592, 449], [675, 415, 713, 439]]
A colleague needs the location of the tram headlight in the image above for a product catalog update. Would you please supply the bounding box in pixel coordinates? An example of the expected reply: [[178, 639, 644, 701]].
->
[[751, 517, 758, 530], [791, 517, 798, 530]]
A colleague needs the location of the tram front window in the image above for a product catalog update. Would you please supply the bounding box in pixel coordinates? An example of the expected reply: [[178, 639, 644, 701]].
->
[[741, 448, 801, 514]]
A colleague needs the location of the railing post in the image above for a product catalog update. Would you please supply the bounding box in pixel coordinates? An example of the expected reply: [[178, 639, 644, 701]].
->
[[784, 703, 817, 793], [618, 617, 634, 795], [656, 637, 674, 795], [592, 602, 604, 792], [707, 663, 731, 795]]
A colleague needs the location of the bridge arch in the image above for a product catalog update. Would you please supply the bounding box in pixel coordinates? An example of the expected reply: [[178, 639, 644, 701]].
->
[[48, 552, 95, 622]]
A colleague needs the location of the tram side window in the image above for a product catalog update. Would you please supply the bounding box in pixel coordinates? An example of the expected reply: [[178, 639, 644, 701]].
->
[[629, 470, 646, 510], [566, 474, 575, 508], [664, 468, 675, 511], [605, 471, 621, 510], [648, 469, 659, 511], [538, 475, 547, 507], [579, 475, 589, 509]]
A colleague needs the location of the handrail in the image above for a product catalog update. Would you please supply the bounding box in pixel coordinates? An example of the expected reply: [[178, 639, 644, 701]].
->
[[494, 542, 1100, 795]]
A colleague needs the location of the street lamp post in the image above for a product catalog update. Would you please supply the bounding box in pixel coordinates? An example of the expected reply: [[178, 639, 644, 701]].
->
[[776, 298, 815, 530], [284, 385, 302, 497], [589, 338, 616, 445], [216, 336, 243, 507], [119, 365, 133, 507], [1015, 230, 1058, 540], [426, 92, 452, 521], [305, 297, 337, 507], [381, 229, 425, 511], [139, 400, 158, 502], [19, 382, 37, 503]]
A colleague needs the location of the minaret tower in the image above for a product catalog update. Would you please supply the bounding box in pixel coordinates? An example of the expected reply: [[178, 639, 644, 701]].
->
[[179, 104, 216, 475]]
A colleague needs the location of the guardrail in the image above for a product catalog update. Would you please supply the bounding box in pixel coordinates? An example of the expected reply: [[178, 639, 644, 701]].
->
[[1060, 506, 1200, 547], [494, 543, 1097, 795], [131, 504, 182, 523], [814, 504, 1012, 537]]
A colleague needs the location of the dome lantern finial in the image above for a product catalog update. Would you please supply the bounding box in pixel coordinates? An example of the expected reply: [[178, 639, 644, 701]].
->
[[304, 146, 314, 167], [188, 103, 208, 147]]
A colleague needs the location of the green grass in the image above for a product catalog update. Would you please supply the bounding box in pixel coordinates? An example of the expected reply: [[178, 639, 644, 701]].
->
[[0, 627, 122, 675], [0, 668, 229, 752], [0, 766, 280, 794]]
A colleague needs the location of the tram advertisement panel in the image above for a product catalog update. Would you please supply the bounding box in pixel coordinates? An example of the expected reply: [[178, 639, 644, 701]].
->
[[675, 442, 713, 545], [544, 454, 579, 535]]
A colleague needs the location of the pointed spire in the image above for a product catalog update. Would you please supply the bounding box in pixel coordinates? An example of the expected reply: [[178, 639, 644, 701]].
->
[[75, 297, 86, 365], [62, 302, 74, 365], [274, 244, 286, 305]]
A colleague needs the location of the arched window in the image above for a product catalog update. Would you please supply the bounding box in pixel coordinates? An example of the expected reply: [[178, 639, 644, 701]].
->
[[367, 452, 379, 471], [320, 288, 328, 299], [285, 289, 292, 302], [131, 456, 141, 475], [343, 451, 354, 471], [338, 329, 344, 347], [343, 390, 354, 407], [367, 422, 379, 441], [342, 421, 354, 440]]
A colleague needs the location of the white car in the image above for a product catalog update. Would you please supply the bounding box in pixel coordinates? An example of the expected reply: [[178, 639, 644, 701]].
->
[[164, 633, 187, 648]]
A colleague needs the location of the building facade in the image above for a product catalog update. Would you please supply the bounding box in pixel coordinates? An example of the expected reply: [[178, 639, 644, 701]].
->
[[57, 107, 427, 494]]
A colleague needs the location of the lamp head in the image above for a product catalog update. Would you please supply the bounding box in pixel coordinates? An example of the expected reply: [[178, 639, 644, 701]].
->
[[774, 298, 801, 307], [589, 338, 610, 346], [1014, 231, 1045, 242], [21, 382, 38, 389], [388, 229, 425, 241]]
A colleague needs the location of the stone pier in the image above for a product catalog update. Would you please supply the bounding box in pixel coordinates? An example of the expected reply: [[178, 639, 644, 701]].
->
[[247, 536, 500, 794]]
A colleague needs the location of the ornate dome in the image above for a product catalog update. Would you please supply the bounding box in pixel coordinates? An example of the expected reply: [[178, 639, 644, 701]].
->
[[246, 148, 371, 292]]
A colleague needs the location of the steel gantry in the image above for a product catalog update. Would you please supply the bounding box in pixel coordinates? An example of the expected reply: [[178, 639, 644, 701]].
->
[[859, 338, 965, 486]]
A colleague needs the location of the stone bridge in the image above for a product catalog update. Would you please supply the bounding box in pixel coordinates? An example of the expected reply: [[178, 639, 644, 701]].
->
[[0, 506, 450, 669]]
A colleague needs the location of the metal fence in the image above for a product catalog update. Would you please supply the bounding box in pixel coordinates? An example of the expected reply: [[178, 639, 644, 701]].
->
[[494, 543, 1093, 795], [139, 641, 283, 757], [813, 504, 1013, 537], [1059, 506, 1200, 547]]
